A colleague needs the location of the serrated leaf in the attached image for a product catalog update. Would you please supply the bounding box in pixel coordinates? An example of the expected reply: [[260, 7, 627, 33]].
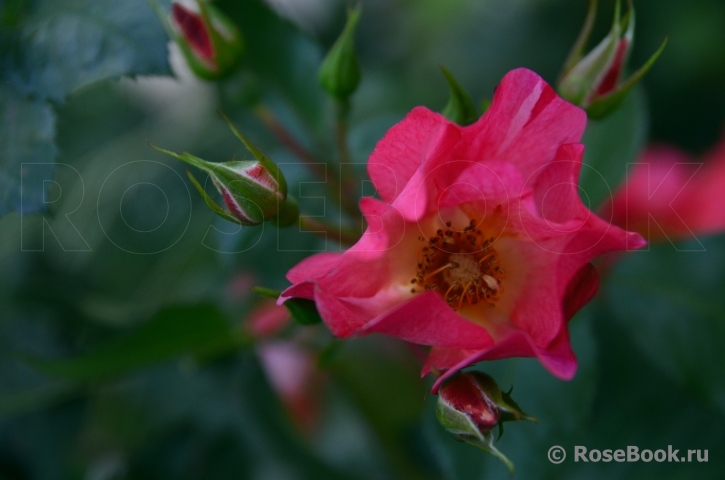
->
[[1, 0, 172, 101], [22, 304, 246, 383], [0, 84, 57, 216]]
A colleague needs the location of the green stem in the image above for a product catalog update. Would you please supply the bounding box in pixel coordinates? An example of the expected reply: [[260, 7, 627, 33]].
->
[[253, 104, 330, 182], [253, 103, 347, 214], [335, 101, 363, 218]]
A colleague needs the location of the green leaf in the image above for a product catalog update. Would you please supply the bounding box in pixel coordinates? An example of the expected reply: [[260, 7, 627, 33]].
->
[[252, 286, 282, 299], [579, 303, 725, 479], [326, 337, 433, 480], [252, 287, 322, 325], [0, 84, 57, 216], [580, 85, 647, 209], [215, 0, 325, 126], [439, 65, 478, 125], [1, 0, 172, 101], [284, 298, 322, 326], [605, 236, 725, 415], [22, 304, 246, 383]]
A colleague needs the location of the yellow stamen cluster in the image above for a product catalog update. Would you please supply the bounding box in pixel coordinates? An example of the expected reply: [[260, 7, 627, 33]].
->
[[410, 219, 506, 310]]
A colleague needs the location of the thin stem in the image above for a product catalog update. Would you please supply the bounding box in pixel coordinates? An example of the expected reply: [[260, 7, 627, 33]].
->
[[335, 102, 354, 166], [299, 216, 360, 247], [335, 101, 362, 218], [253, 104, 329, 183]]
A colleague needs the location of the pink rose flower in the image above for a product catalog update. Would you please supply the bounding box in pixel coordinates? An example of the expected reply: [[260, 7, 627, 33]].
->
[[603, 137, 725, 244], [280, 68, 645, 391]]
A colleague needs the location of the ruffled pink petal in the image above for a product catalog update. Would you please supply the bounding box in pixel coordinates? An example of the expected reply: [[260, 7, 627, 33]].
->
[[422, 347, 478, 376], [286, 252, 343, 285], [530, 143, 587, 224], [462, 68, 587, 182], [389, 123, 463, 222], [313, 285, 367, 338], [350, 197, 408, 254], [282, 198, 407, 305], [500, 238, 569, 347], [430, 324, 577, 393], [436, 160, 526, 211], [361, 291, 493, 350], [367, 107, 456, 203], [562, 263, 600, 322]]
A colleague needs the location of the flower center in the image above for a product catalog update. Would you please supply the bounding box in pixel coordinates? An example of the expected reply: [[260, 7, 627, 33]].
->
[[410, 219, 506, 310]]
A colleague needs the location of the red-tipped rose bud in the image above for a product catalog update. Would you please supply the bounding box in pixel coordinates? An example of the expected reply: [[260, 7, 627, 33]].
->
[[152, 116, 298, 227], [558, 0, 666, 119], [436, 371, 536, 474], [438, 371, 501, 433], [169, 0, 244, 80]]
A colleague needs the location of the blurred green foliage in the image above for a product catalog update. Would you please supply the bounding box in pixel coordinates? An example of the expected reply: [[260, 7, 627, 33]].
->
[[1, 0, 724, 479]]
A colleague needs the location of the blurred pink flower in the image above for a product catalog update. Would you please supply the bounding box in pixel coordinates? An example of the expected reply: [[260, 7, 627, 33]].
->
[[246, 298, 291, 337], [281, 68, 645, 391], [246, 300, 325, 432], [257, 341, 324, 433], [604, 137, 725, 244]]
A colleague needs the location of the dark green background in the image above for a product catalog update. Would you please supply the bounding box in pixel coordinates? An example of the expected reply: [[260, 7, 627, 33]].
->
[[1, 0, 724, 478]]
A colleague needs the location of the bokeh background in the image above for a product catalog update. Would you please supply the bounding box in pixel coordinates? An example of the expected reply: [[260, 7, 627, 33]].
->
[[1, 0, 725, 479]]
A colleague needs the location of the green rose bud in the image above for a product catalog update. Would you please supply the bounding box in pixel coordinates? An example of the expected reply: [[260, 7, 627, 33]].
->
[[558, 0, 666, 119], [318, 6, 362, 101], [153, 116, 297, 227]]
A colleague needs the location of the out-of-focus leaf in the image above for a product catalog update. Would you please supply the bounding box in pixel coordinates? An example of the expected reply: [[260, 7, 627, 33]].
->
[[0, 383, 79, 419], [564, 303, 725, 479], [215, 0, 324, 126], [0, 84, 57, 216], [1, 0, 172, 101], [23, 304, 246, 383], [605, 236, 725, 415], [285, 298, 322, 325], [580, 86, 648, 209], [425, 314, 598, 479], [327, 337, 435, 480]]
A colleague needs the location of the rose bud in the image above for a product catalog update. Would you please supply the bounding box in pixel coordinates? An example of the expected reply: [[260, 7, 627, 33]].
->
[[436, 371, 535, 474], [169, 0, 244, 80], [318, 6, 361, 101], [558, 0, 666, 119], [152, 115, 298, 227]]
